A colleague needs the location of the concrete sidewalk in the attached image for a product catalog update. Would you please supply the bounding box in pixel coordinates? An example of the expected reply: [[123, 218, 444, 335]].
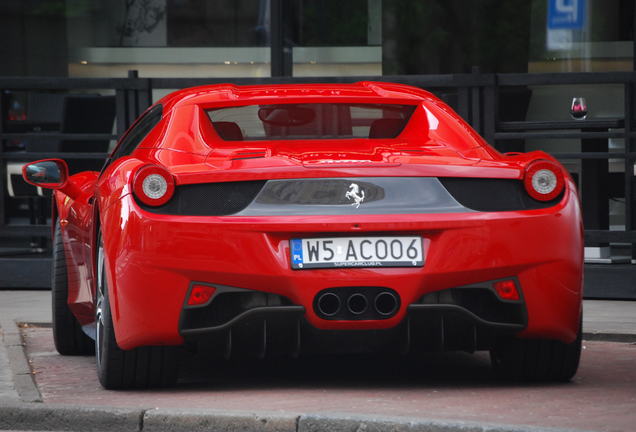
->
[[581, 300, 636, 341]]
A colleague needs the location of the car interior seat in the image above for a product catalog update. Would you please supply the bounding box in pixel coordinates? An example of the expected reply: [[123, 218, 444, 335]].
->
[[213, 121, 244, 141]]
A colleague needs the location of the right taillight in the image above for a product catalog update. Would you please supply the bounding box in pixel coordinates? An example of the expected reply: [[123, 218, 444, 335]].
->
[[523, 160, 564, 202], [132, 165, 175, 206]]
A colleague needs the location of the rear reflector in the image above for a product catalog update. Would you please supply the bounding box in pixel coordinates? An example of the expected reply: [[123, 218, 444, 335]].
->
[[493, 280, 520, 301], [187, 284, 216, 306]]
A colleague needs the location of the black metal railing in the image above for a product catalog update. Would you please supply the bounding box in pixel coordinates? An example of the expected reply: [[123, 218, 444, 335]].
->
[[1, 71, 634, 296]]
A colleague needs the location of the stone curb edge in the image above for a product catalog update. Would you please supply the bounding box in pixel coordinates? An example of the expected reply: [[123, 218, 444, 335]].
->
[[0, 318, 42, 403], [0, 404, 600, 432], [582, 332, 636, 343]]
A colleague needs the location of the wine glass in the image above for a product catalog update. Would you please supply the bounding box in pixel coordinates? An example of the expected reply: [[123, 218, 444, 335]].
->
[[570, 97, 588, 120]]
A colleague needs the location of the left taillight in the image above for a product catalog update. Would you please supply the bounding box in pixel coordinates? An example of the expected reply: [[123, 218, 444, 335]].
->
[[132, 165, 175, 206], [523, 160, 564, 202]]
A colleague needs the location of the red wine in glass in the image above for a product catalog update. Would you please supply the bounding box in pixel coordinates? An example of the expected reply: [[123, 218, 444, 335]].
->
[[570, 97, 588, 120]]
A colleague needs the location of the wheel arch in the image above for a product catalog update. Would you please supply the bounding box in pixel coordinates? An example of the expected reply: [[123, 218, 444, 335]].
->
[[94, 195, 131, 348]]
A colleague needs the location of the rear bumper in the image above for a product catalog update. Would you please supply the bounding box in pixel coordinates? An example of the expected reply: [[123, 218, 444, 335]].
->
[[179, 305, 524, 357], [177, 281, 526, 356], [101, 185, 583, 350]]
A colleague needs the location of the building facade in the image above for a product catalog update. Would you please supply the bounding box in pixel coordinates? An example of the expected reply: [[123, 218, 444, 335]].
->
[[0, 0, 634, 297]]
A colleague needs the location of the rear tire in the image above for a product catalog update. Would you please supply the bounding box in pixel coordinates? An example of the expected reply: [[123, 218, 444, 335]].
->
[[490, 318, 582, 382], [95, 230, 178, 389], [51, 220, 94, 355]]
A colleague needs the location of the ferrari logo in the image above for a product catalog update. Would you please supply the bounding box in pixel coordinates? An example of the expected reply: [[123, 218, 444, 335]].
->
[[345, 183, 365, 208]]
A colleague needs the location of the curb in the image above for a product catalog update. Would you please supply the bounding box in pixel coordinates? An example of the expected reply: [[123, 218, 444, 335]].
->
[[0, 318, 42, 403], [0, 403, 142, 432], [297, 413, 596, 432], [0, 404, 598, 432], [582, 332, 636, 343], [143, 408, 299, 432]]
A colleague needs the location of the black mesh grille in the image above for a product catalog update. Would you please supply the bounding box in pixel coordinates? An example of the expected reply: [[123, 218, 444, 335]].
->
[[439, 178, 563, 211], [138, 180, 266, 215]]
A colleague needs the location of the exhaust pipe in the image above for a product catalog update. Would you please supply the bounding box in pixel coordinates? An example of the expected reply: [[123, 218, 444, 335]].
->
[[346, 293, 368, 315], [374, 291, 398, 316], [317, 292, 341, 316]]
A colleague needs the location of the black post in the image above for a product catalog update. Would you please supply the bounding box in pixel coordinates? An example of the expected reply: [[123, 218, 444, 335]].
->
[[270, 0, 292, 77], [0, 90, 5, 228], [633, 4, 636, 72], [483, 74, 497, 145], [115, 88, 128, 137], [127, 70, 140, 124], [632, 5, 636, 260], [470, 66, 482, 135], [626, 84, 636, 261], [457, 87, 470, 124], [139, 77, 152, 113], [581, 131, 610, 254]]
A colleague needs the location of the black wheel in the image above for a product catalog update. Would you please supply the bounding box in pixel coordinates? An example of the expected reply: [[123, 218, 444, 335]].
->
[[490, 318, 582, 382], [51, 220, 94, 355], [95, 231, 178, 389]]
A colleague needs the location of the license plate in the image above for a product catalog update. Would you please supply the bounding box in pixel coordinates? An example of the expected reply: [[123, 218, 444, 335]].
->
[[290, 236, 424, 269]]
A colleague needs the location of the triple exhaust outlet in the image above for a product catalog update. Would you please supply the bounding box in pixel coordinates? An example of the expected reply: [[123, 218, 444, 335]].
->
[[315, 288, 400, 320]]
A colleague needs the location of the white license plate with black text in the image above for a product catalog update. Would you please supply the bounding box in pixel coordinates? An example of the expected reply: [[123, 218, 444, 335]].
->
[[290, 236, 424, 269]]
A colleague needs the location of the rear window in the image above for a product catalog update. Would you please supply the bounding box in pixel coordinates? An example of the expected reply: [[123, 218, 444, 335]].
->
[[206, 103, 416, 141]]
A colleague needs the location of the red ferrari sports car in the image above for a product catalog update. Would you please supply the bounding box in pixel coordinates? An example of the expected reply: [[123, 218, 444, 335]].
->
[[23, 82, 583, 389]]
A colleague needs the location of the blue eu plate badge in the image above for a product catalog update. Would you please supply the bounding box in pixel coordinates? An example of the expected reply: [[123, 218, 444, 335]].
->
[[290, 239, 304, 268]]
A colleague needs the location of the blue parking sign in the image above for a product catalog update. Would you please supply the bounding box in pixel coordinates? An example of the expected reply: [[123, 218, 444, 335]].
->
[[548, 0, 585, 29]]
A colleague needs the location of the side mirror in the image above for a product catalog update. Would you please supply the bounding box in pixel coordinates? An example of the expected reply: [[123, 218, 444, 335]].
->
[[22, 159, 69, 189]]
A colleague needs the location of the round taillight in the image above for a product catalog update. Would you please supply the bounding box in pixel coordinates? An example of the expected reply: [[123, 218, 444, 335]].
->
[[524, 160, 564, 202], [132, 165, 175, 206]]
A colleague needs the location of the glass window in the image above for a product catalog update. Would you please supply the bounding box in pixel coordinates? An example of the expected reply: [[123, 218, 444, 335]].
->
[[528, 0, 634, 73], [166, 0, 268, 47], [70, 0, 267, 48], [207, 103, 416, 140], [295, 0, 370, 46], [104, 104, 163, 168], [529, 0, 634, 73], [381, 0, 533, 74]]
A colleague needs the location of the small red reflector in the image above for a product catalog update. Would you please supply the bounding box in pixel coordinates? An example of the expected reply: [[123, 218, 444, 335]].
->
[[187, 285, 216, 306], [493, 280, 520, 301]]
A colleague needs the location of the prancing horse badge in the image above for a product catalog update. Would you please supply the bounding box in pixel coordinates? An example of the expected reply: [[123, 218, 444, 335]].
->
[[345, 183, 365, 208]]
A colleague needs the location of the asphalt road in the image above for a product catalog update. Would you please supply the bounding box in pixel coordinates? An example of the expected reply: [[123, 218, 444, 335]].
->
[[18, 325, 636, 432]]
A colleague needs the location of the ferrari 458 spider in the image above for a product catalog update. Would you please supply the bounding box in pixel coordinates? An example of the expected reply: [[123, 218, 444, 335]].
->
[[23, 82, 583, 389]]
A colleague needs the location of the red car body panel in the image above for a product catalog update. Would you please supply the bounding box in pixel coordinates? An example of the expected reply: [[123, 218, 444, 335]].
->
[[101, 185, 582, 350], [49, 82, 582, 352]]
